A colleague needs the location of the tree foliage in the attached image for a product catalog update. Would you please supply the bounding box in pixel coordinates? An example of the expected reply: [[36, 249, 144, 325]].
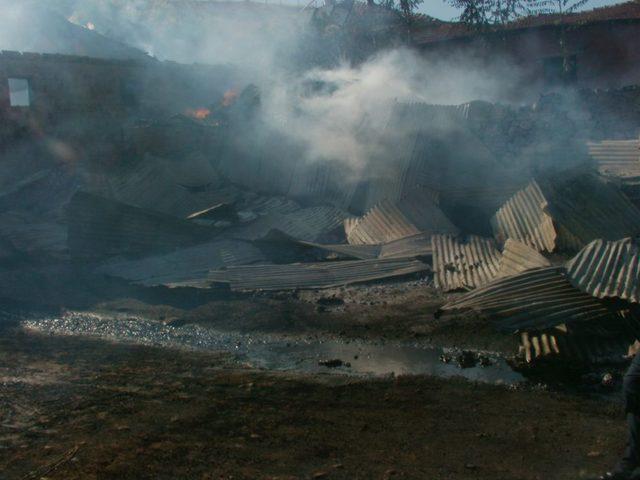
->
[[446, 0, 526, 26], [524, 0, 592, 15], [447, 0, 592, 27], [380, 0, 424, 23]]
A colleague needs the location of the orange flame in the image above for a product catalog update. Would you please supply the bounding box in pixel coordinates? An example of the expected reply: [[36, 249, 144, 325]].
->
[[222, 89, 239, 107], [185, 107, 211, 120]]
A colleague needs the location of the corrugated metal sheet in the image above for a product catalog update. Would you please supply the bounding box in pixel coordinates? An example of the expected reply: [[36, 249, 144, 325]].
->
[[360, 102, 485, 211], [0, 167, 77, 215], [432, 234, 501, 291], [491, 175, 640, 252], [0, 212, 67, 258], [518, 325, 634, 366], [96, 239, 264, 287], [296, 241, 382, 260], [237, 194, 300, 218], [441, 267, 614, 332], [271, 232, 432, 261], [343, 217, 360, 237], [588, 139, 640, 180], [287, 160, 359, 211], [491, 180, 557, 253], [229, 205, 348, 243], [566, 238, 640, 304], [211, 257, 430, 291], [346, 189, 458, 245], [97, 156, 237, 219], [496, 238, 551, 278], [378, 232, 433, 259], [67, 191, 215, 258], [546, 174, 640, 251]]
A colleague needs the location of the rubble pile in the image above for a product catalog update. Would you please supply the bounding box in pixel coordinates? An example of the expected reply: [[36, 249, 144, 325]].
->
[[2, 75, 640, 374]]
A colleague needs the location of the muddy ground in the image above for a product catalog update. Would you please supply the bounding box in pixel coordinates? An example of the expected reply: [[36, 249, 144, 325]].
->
[[0, 274, 633, 479], [0, 324, 628, 480]]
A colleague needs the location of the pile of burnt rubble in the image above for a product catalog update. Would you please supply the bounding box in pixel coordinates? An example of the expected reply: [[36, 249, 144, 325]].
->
[[0, 119, 640, 372]]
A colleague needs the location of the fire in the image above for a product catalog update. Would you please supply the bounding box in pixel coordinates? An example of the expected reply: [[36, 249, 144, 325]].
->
[[222, 89, 238, 107], [185, 107, 211, 120]]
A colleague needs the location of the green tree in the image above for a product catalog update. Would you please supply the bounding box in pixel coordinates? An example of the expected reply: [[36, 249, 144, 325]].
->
[[446, 0, 526, 28]]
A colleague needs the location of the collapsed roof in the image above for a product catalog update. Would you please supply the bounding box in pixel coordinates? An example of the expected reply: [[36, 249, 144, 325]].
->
[[492, 174, 640, 253], [566, 237, 640, 304], [441, 267, 617, 332], [346, 188, 458, 245]]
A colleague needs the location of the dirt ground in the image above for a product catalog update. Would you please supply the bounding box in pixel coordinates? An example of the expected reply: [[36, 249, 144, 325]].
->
[[0, 322, 630, 480], [90, 279, 520, 356]]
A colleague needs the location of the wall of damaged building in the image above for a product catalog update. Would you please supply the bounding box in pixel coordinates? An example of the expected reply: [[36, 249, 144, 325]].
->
[[0, 50, 238, 198], [0, 51, 237, 147], [418, 21, 640, 99]]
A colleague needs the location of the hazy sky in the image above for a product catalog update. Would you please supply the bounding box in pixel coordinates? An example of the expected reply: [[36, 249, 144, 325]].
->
[[421, 0, 628, 20]]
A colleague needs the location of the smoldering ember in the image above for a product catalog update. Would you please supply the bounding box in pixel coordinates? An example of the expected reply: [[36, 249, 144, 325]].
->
[[2, 0, 640, 478]]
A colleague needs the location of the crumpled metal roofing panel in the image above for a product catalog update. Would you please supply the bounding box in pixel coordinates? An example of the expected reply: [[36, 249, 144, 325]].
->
[[495, 239, 551, 278], [100, 156, 237, 219], [96, 239, 264, 287], [0, 212, 67, 258], [296, 241, 382, 260], [347, 189, 458, 245], [442, 267, 614, 332], [378, 232, 433, 259], [518, 322, 636, 366], [566, 238, 640, 304], [229, 205, 348, 243], [546, 174, 640, 251], [491, 175, 640, 253], [432, 234, 502, 291], [343, 217, 360, 238], [491, 180, 557, 253], [67, 191, 214, 258], [212, 257, 430, 291], [588, 139, 640, 180]]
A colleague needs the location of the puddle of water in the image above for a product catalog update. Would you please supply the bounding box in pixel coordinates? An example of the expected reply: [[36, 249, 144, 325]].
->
[[21, 312, 523, 385]]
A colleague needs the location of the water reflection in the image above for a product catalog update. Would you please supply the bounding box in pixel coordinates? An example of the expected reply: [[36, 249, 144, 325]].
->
[[22, 312, 523, 385]]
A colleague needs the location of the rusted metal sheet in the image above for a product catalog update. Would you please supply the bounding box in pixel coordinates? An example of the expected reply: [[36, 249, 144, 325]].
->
[[211, 257, 430, 291], [491, 180, 557, 252], [492, 175, 640, 253], [566, 238, 640, 304], [96, 239, 264, 287], [346, 189, 458, 245], [588, 139, 640, 180], [67, 191, 215, 258], [432, 234, 502, 291], [441, 267, 614, 332], [496, 239, 551, 278]]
